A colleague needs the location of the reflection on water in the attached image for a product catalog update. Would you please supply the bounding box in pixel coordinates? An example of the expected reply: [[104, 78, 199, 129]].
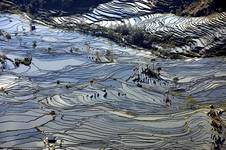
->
[[0, 13, 226, 149]]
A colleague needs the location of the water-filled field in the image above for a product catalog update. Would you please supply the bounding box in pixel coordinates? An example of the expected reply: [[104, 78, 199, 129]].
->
[[0, 6, 226, 150]]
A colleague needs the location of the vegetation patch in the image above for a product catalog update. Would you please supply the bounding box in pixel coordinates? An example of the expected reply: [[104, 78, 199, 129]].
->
[[69, 23, 202, 58]]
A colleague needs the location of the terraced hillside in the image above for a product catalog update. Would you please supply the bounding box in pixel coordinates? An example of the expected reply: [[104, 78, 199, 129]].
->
[[4, 0, 223, 57], [0, 0, 226, 150], [44, 0, 226, 57]]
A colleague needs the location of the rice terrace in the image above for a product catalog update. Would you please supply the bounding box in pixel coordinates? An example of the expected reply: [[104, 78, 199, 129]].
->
[[0, 0, 226, 149]]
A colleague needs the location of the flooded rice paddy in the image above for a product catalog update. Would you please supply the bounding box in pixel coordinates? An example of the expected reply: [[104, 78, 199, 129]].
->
[[1, 13, 226, 149]]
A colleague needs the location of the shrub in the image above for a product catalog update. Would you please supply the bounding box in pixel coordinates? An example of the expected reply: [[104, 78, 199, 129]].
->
[[115, 25, 130, 36], [131, 28, 145, 46]]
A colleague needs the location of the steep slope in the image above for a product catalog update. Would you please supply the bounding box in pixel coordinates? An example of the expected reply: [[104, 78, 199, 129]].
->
[[1, 0, 226, 57], [40, 0, 226, 57], [1, 0, 226, 16]]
